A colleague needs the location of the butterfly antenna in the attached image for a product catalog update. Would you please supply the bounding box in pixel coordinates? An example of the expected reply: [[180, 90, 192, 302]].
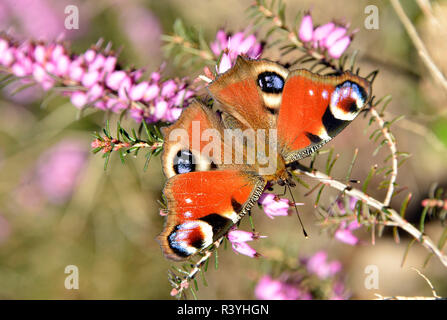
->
[[286, 183, 308, 238]]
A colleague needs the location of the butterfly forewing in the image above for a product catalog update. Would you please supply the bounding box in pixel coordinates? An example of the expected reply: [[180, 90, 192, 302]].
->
[[277, 70, 371, 163]]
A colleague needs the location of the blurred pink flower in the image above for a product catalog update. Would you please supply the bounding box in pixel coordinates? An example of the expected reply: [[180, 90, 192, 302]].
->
[[119, 5, 162, 61], [211, 30, 263, 73], [304, 251, 342, 279], [36, 140, 88, 204], [255, 275, 312, 300], [331, 280, 350, 300], [337, 196, 358, 215], [334, 220, 361, 245]]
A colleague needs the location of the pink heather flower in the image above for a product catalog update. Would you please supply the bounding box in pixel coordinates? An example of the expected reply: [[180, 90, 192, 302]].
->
[[211, 30, 263, 74], [70, 91, 88, 109], [334, 220, 361, 245], [328, 36, 351, 59], [322, 26, 347, 49], [255, 275, 312, 300], [258, 193, 292, 219], [36, 140, 88, 204], [226, 226, 265, 258], [129, 81, 149, 101], [299, 14, 314, 42], [0, 34, 197, 124], [305, 251, 342, 279], [231, 241, 259, 258], [227, 228, 265, 243], [312, 22, 335, 46], [297, 12, 353, 59]]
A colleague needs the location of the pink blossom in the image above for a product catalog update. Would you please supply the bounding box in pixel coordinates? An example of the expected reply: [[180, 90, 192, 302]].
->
[[258, 193, 295, 219], [231, 241, 260, 258], [328, 36, 351, 59], [226, 226, 265, 258], [255, 275, 312, 300], [36, 140, 87, 204], [227, 228, 265, 243], [312, 22, 335, 46], [305, 251, 342, 279], [297, 13, 353, 59], [0, 34, 197, 124], [322, 27, 347, 49], [334, 220, 361, 245], [299, 14, 314, 42], [218, 53, 232, 74], [211, 30, 263, 73]]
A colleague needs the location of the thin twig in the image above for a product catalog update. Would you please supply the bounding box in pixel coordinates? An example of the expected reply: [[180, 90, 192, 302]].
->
[[411, 267, 440, 298], [292, 163, 447, 268], [369, 107, 398, 206], [171, 238, 224, 298], [390, 0, 447, 92]]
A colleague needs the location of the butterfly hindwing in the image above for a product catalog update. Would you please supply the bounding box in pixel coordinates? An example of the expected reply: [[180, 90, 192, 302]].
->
[[157, 170, 265, 261], [277, 70, 371, 163]]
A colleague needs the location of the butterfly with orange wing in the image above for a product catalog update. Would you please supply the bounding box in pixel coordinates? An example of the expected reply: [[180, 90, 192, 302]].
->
[[157, 56, 371, 261]]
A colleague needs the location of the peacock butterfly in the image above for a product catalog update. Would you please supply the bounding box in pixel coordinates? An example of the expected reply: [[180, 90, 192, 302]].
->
[[156, 56, 371, 261]]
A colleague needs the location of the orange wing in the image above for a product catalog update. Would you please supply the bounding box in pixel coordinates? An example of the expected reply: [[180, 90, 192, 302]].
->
[[277, 70, 371, 163], [157, 170, 265, 261], [161, 101, 227, 178], [207, 56, 289, 131]]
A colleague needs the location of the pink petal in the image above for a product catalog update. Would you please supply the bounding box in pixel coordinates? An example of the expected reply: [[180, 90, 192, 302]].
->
[[299, 15, 314, 42], [143, 84, 160, 101], [129, 81, 149, 101], [106, 71, 127, 91], [312, 22, 335, 43], [322, 27, 347, 48], [335, 229, 358, 245], [81, 70, 100, 88], [70, 91, 88, 108], [231, 241, 259, 258], [218, 53, 232, 74], [328, 36, 351, 59]]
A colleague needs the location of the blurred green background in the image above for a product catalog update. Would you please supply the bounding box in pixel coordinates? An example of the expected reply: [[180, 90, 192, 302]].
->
[[0, 0, 446, 299]]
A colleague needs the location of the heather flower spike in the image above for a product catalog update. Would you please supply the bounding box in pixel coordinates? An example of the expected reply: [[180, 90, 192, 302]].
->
[[0, 33, 197, 124], [211, 30, 263, 73], [298, 13, 353, 59]]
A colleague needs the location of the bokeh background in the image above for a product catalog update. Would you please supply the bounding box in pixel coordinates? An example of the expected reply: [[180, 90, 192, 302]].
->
[[0, 0, 446, 299]]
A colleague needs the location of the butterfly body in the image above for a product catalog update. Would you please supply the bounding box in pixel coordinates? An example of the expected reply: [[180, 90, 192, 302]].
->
[[157, 56, 371, 261]]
